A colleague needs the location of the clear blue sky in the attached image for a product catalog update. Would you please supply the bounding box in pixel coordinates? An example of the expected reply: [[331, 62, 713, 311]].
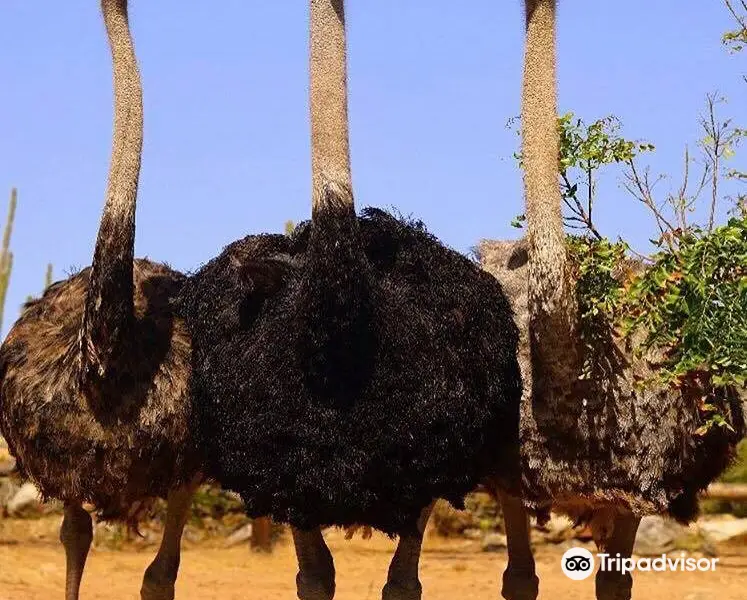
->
[[0, 1, 744, 335]]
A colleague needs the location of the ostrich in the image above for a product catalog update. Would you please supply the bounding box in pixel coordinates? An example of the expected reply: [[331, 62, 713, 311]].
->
[[175, 0, 522, 598], [477, 1, 745, 599], [0, 2, 200, 599]]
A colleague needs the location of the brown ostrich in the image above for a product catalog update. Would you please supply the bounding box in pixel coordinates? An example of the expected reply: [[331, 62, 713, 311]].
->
[[0, 1, 200, 599], [477, 1, 744, 600]]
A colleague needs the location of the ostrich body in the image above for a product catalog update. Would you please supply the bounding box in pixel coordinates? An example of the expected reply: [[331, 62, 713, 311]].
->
[[178, 208, 521, 533], [479, 240, 744, 524], [479, 243, 744, 600], [0, 260, 193, 518], [481, 238, 744, 527], [476, 2, 745, 600], [0, 2, 198, 598], [175, 0, 521, 598]]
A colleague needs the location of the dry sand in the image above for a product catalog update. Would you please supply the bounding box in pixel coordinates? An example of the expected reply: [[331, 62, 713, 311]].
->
[[1, 518, 745, 599]]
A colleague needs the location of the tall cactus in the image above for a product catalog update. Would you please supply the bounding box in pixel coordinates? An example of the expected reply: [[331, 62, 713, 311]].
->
[[26, 263, 54, 305], [45, 263, 53, 289], [0, 188, 18, 332]]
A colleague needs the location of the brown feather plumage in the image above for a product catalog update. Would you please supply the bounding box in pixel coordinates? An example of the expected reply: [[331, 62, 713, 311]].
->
[[0, 259, 197, 521]]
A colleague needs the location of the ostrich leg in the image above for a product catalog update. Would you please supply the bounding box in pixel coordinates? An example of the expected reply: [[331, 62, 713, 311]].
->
[[595, 512, 640, 600], [140, 479, 200, 600], [499, 491, 539, 600], [292, 527, 336, 600], [60, 502, 93, 600], [381, 502, 435, 600]]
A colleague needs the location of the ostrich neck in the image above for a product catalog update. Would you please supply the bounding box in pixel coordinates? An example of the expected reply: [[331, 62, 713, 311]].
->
[[80, 0, 142, 386], [301, 0, 373, 406], [306, 0, 364, 278], [309, 0, 353, 216], [522, 0, 581, 399]]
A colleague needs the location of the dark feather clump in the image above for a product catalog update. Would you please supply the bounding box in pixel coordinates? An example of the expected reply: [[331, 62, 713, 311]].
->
[[177, 207, 522, 535]]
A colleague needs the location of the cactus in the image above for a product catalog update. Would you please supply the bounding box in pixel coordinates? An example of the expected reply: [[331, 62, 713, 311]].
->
[[284, 220, 296, 236], [26, 263, 54, 305], [45, 263, 53, 289], [0, 188, 18, 332]]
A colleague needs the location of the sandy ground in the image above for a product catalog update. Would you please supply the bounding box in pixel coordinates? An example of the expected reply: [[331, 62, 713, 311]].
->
[[1, 520, 746, 599]]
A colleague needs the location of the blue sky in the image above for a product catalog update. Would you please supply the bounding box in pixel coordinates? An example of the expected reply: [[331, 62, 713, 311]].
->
[[0, 1, 744, 335]]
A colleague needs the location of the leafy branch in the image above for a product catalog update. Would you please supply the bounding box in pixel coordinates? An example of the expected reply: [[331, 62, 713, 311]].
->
[[509, 113, 654, 239], [508, 99, 746, 433], [723, 0, 747, 58], [621, 218, 747, 398]]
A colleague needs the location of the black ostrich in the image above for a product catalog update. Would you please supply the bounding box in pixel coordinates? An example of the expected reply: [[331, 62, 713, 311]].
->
[[0, 2, 200, 599], [175, 1, 522, 599]]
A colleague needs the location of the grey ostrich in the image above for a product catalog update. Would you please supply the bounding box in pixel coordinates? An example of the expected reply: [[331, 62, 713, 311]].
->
[[478, 1, 744, 599], [0, 2, 200, 599], [174, 0, 523, 599]]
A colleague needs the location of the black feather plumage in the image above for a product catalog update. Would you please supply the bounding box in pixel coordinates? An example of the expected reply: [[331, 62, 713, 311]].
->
[[177, 207, 522, 535]]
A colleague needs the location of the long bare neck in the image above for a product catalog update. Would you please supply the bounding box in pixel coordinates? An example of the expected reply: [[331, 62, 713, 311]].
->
[[310, 0, 354, 215], [80, 0, 143, 384], [302, 0, 372, 405], [522, 0, 579, 396]]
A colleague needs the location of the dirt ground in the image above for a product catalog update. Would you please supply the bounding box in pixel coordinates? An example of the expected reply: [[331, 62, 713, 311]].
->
[[1, 519, 746, 599]]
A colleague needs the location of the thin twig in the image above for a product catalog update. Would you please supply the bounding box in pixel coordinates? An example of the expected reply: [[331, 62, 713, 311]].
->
[[559, 170, 602, 239], [626, 243, 654, 263], [704, 95, 721, 232], [676, 146, 690, 229], [623, 160, 677, 249], [724, 0, 747, 30]]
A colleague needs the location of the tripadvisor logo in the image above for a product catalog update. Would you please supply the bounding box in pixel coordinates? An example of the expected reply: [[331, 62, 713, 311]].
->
[[561, 546, 719, 580], [561, 547, 595, 580]]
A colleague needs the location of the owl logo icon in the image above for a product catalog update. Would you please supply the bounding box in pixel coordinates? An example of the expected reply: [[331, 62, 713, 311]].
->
[[561, 547, 595, 581]]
